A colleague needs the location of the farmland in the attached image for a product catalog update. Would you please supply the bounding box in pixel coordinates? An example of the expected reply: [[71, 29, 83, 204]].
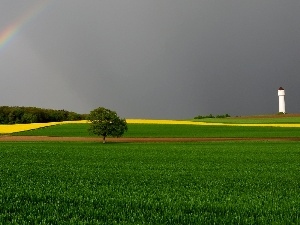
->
[[0, 142, 299, 224], [0, 117, 300, 224], [10, 123, 300, 139], [2, 116, 300, 134], [193, 116, 300, 124]]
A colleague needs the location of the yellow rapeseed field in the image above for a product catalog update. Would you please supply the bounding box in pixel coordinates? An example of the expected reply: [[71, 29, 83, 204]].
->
[[126, 119, 300, 127], [0, 119, 300, 134], [0, 120, 88, 134], [126, 119, 207, 125]]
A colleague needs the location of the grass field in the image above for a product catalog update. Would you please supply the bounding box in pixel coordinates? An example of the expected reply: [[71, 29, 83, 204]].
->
[[12, 123, 300, 138], [193, 116, 300, 124], [2, 116, 300, 134], [0, 142, 299, 224], [1, 117, 300, 223]]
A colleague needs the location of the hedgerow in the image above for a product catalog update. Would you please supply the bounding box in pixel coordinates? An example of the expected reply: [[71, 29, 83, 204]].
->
[[0, 106, 86, 124]]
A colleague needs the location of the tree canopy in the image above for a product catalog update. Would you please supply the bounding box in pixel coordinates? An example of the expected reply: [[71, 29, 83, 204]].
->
[[88, 107, 128, 143], [0, 106, 86, 124]]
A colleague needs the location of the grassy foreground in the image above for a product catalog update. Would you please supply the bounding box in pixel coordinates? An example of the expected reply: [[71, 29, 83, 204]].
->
[[0, 142, 299, 224]]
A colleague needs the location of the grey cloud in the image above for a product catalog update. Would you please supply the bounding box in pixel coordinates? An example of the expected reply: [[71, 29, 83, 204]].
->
[[0, 0, 299, 118]]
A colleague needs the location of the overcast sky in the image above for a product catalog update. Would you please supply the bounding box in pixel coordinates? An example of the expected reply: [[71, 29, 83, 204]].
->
[[0, 0, 299, 119]]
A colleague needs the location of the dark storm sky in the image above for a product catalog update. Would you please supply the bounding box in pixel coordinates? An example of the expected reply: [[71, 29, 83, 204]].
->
[[0, 0, 299, 118]]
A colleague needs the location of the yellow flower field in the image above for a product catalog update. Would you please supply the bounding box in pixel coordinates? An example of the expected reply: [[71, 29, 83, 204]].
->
[[126, 119, 207, 125], [0, 120, 88, 134], [126, 119, 300, 127], [0, 119, 300, 134]]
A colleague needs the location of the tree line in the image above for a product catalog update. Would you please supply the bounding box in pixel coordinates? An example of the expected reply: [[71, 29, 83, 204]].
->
[[0, 106, 87, 124], [194, 113, 231, 119]]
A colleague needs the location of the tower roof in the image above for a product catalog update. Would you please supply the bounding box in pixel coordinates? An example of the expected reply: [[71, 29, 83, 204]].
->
[[278, 87, 284, 90]]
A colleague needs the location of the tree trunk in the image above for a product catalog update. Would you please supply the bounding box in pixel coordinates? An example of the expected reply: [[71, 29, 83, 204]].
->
[[103, 136, 106, 144]]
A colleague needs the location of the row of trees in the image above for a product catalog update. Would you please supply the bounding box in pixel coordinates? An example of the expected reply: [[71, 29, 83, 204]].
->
[[0, 106, 86, 124], [194, 113, 231, 119]]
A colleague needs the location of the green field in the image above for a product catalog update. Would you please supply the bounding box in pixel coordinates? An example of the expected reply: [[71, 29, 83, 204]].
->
[[0, 142, 299, 224], [12, 123, 300, 138], [2, 119, 300, 223], [193, 116, 300, 124]]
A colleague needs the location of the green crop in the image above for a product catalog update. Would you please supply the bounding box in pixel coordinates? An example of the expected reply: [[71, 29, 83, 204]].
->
[[0, 142, 299, 224], [13, 123, 300, 138], [193, 116, 300, 124], [11, 123, 94, 137]]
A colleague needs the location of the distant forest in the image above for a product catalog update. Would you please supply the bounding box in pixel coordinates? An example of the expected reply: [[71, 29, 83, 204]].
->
[[0, 106, 87, 124]]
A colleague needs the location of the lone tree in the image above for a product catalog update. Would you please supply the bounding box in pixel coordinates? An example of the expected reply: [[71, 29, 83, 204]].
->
[[88, 107, 128, 143]]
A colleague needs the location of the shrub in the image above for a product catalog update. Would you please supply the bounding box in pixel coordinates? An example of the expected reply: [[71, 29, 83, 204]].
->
[[194, 113, 230, 119]]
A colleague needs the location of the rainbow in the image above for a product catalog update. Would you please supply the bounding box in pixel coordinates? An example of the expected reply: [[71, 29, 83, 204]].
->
[[0, 0, 51, 51]]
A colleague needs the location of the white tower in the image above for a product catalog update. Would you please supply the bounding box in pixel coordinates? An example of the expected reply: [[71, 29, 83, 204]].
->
[[278, 87, 286, 114]]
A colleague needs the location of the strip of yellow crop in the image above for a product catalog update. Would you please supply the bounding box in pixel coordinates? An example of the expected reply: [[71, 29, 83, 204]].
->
[[1, 119, 300, 134], [126, 119, 300, 127], [59, 120, 88, 124], [126, 119, 208, 125], [224, 123, 300, 128], [0, 122, 58, 134], [0, 120, 89, 134]]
